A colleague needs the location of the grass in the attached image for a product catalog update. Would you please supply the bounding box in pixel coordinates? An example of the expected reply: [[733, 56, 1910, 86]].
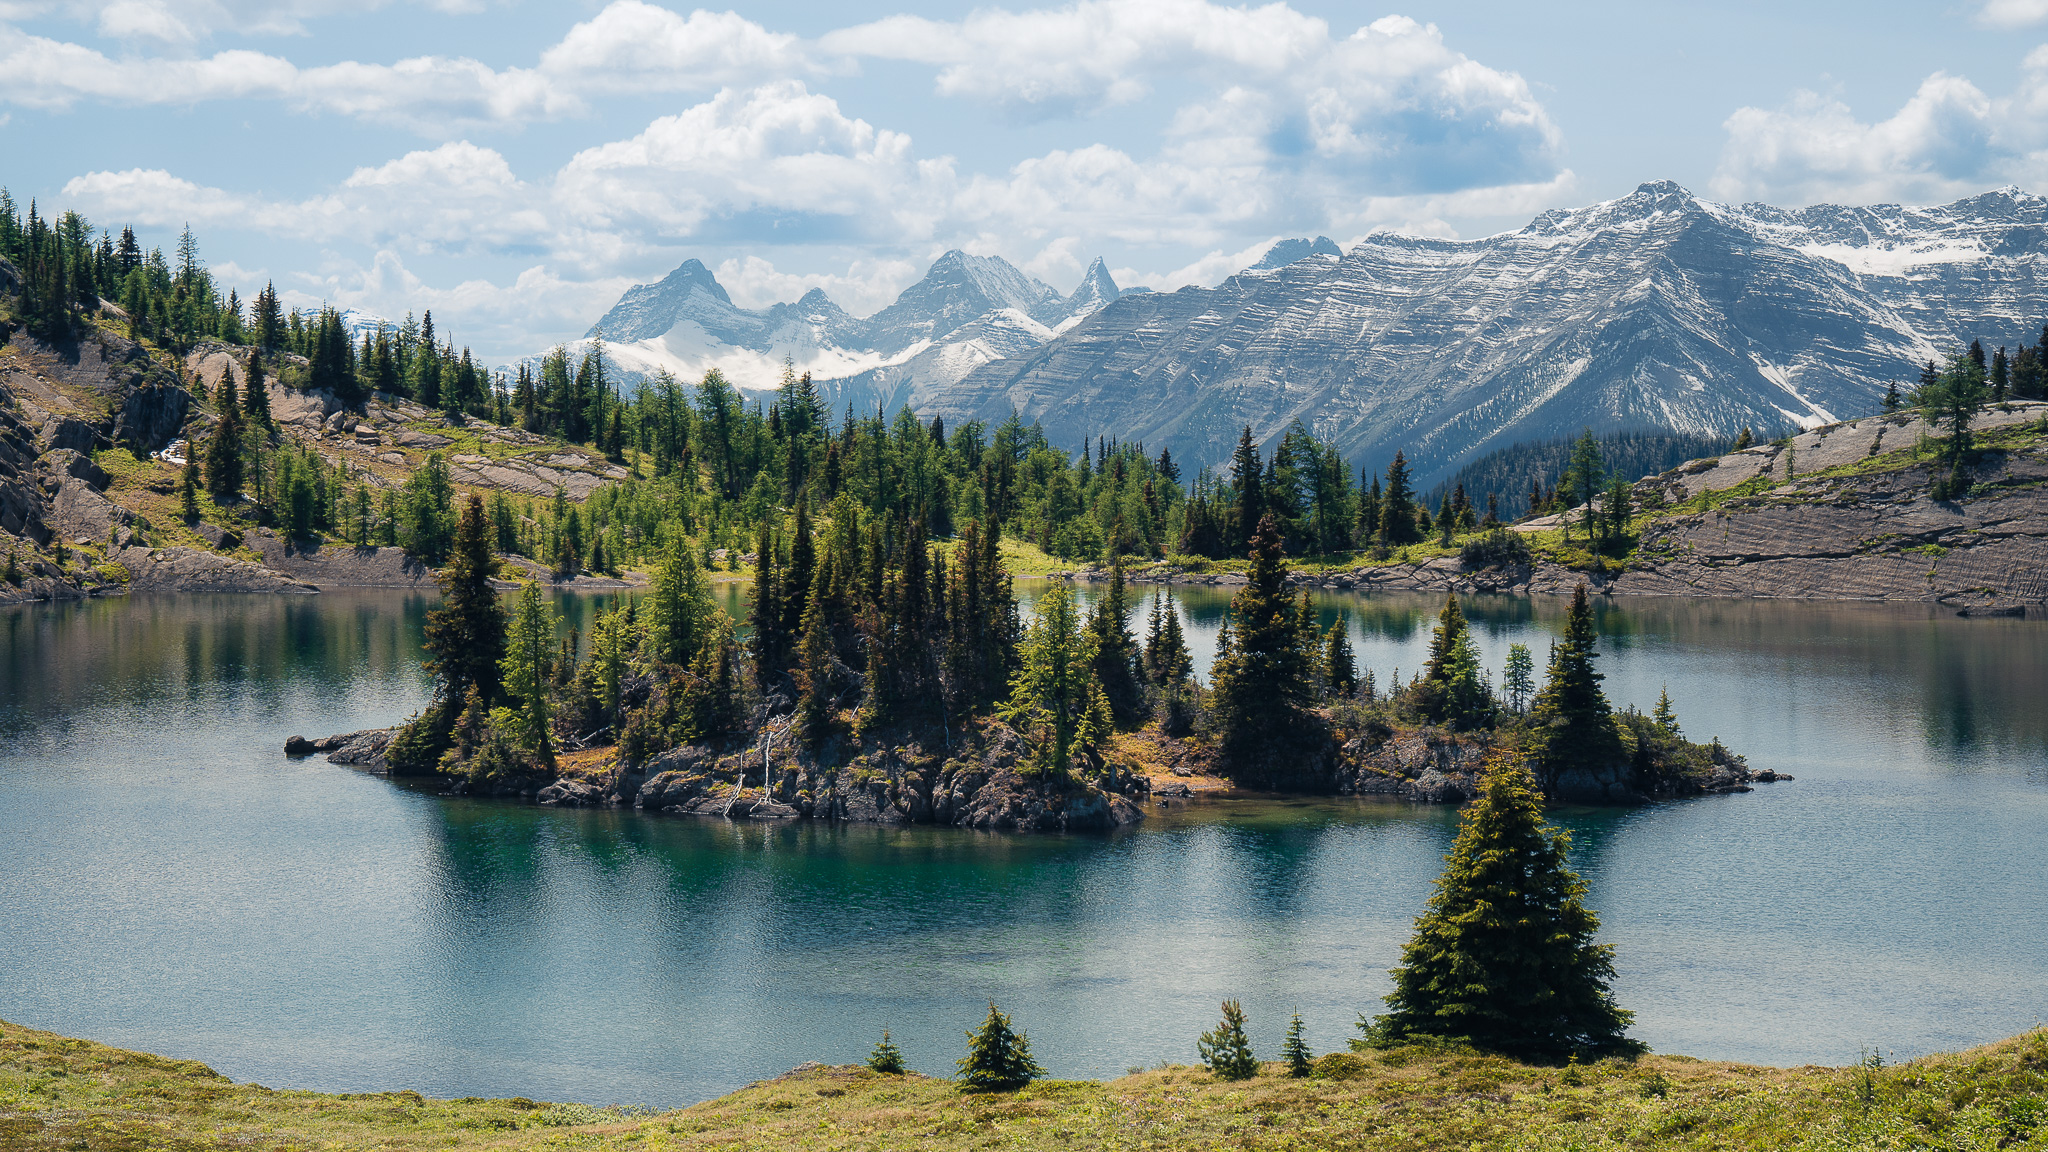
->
[[4, 1017, 2045, 1151]]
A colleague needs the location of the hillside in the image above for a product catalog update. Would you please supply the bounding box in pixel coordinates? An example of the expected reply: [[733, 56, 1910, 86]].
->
[[1100, 402, 2048, 616], [0, 276, 629, 604], [3, 1016, 2044, 1151]]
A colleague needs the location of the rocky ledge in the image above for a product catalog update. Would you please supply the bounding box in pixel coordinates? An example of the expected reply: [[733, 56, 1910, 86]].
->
[[285, 723, 1145, 833], [1333, 726, 1785, 805]]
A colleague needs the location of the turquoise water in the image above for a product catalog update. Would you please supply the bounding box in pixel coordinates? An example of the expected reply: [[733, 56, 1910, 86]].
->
[[0, 589, 2044, 1106]]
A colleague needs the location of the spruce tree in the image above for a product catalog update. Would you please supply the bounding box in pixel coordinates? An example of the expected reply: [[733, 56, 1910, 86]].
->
[[1502, 642, 1535, 715], [1230, 426, 1264, 548], [1208, 514, 1318, 768], [1417, 594, 1492, 730], [204, 377, 243, 503], [1652, 686, 1680, 738], [1324, 614, 1357, 697], [1001, 581, 1111, 776], [1883, 380, 1902, 413], [957, 1002, 1042, 1092], [499, 581, 555, 766], [1380, 453, 1420, 544], [243, 350, 271, 425], [1281, 1009, 1313, 1078], [867, 1029, 906, 1075], [1197, 1000, 1258, 1080], [793, 583, 835, 747], [1087, 558, 1145, 721], [422, 494, 506, 711], [1527, 584, 1625, 793], [1366, 756, 1642, 1060], [179, 459, 200, 522]]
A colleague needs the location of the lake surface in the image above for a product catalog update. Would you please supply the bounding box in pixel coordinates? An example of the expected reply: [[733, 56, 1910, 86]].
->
[[1, 585, 2045, 1107]]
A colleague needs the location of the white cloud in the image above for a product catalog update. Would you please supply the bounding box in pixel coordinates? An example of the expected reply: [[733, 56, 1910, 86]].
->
[[713, 253, 922, 315], [538, 3, 813, 93], [1708, 63, 2048, 204], [1979, 0, 2048, 27]]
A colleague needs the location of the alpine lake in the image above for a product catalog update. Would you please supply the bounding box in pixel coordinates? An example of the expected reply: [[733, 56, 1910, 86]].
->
[[2, 581, 2044, 1108]]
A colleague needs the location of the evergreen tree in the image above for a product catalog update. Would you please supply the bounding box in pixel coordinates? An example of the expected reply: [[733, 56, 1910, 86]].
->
[[1732, 427, 1754, 451], [1380, 453, 1420, 545], [1652, 686, 1681, 738], [1365, 756, 1642, 1060], [1209, 513, 1318, 767], [1882, 380, 1902, 413], [1086, 558, 1145, 722], [794, 583, 836, 747], [1001, 581, 1111, 776], [498, 581, 556, 767], [957, 1003, 1042, 1092], [866, 1030, 906, 1075], [179, 459, 200, 522], [204, 377, 243, 503], [1527, 584, 1625, 794], [1357, 472, 1382, 545], [1281, 1009, 1313, 1078], [1502, 642, 1535, 715], [1416, 594, 1492, 730], [645, 533, 714, 664], [1324, 613, 1357, 697], [243, 350, 270, 425], [749, 520, 787, 686], [1230, 426, 1264, 548], [421, 495, 506, 711], [1197, 1000, 1258, 1081]]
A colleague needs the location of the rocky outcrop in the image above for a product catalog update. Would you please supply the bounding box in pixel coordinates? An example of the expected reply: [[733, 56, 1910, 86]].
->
[[1334, 725, 1777, 804], [626, 724, 1145, 831], [246, 531, 437, 588], [292, 720, 1146, 832], [113, 542, 319, 595]]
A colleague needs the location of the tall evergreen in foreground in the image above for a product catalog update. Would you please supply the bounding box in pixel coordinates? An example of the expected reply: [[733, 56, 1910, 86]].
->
[[388, 496, 505, 773], [1365, 756, 1642, 1060], [957, 1003, 1042, 1092], [1527, 584, 1624, 793]]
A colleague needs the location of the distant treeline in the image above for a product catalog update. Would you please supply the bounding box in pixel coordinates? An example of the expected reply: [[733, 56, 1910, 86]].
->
[[1428, 429, 1772, 520]]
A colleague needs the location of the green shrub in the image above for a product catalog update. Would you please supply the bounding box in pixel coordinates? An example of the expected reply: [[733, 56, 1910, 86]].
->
[[1311, 1053, 1370, 1081]]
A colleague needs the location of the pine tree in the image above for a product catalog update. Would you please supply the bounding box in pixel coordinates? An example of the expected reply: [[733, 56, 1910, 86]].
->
[[1209, 514, 1317, 768], [1417, 594, 1492, 730], [1732, 427, 1753, 451], [1652, 686, 1681, 738], [1324, 613, 1357, 697], [204, 379, 243, 503], [1281, 1009, 1313, 1078], [1197, 1000, 1258, 1080], [794, 583, 836, 747], [1502, 642, 1535, 715], [243, 350, 270, 425], [645, 533, 713, 664], [1380, 453, 1420, 544], [867, 1029, 906, 1075], [1087, 558, 1145, 722], [1001, 581, 1110, 776], [499, 581, 556, 766], [179, 459, 200, 522], [1230, 426, 1263, 548], [422, 494, 507, 711], [957, 1003, 1042, 1092], [1357, 472, 1382, 545], [1882, 380, 1902, 413], [1365, 756, 1642, 1060], [1527, 584, 1625, 794]]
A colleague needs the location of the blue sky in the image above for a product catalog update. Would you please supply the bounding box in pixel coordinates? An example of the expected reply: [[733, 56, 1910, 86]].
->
[[3, 0, 2046, 362]]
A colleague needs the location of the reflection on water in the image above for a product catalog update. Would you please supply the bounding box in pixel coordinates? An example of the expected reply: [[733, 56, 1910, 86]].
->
[[1, 589, 2045, 1107]]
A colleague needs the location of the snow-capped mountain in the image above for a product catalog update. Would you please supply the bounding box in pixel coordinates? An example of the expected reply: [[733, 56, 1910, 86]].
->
[[922, 182, 2048, 485], [553, 251, 1125, 398]]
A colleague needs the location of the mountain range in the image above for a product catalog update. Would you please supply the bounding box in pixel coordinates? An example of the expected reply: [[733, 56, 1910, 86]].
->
[[555, 182, 2048, 485]]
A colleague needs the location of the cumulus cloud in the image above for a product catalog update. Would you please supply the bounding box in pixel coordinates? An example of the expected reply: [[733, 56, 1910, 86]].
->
[[1979, 0, 2048, 27], [0, 2, 799, 132], [1710, 58, 2048, 204]]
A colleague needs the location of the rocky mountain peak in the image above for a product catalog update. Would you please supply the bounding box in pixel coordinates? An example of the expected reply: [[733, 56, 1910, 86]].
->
[[1251, 236, 1344, 270]]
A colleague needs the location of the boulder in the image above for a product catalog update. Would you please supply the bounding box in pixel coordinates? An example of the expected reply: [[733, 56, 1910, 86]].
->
[[111, 384, 190, 452], [37, 416, 100, 454]]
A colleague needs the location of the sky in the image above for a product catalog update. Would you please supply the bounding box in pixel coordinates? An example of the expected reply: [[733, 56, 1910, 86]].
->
[[4, 0, 2048, 364]]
